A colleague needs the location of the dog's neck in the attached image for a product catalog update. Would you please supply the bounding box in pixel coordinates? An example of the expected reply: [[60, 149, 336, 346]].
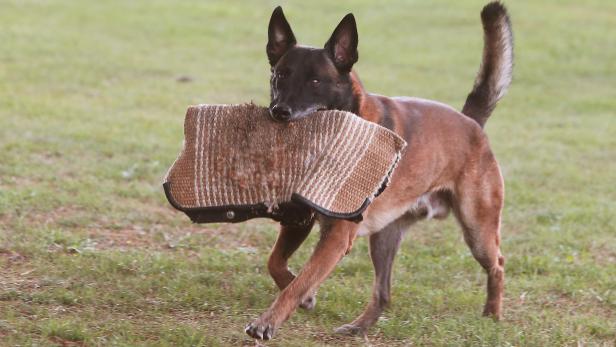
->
[[349, 71, 365, 115], [350, 71, 385, 125]]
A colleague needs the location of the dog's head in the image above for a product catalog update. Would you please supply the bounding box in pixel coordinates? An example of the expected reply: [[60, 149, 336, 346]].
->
[[266, 7, 359, 122]]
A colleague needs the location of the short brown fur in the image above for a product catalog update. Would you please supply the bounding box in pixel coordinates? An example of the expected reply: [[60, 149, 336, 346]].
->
[[245, 2, 513, 340]]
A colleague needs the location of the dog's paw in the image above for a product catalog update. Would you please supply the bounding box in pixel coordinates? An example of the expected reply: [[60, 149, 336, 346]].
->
[[482, 302, 502, 321], [245, 318, 277, 340], [299, 294, 316, 310], [334, 323, 365, 336]]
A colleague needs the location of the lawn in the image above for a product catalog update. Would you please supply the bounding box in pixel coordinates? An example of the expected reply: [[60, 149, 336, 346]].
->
[[1, 0, 615, 346]]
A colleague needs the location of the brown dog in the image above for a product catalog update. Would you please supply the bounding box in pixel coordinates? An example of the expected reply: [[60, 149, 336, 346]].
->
[[245, 2, 513, 340]]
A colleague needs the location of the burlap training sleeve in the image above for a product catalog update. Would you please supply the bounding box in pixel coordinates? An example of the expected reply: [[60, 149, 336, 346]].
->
[[163, 104, 406, 224]]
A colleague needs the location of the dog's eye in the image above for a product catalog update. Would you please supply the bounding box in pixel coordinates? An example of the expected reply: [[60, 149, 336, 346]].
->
[[276, 71, 287, 79], [311, 79, 320, 86]]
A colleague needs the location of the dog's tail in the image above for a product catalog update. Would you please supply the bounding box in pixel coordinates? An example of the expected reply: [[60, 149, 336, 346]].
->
[[462, 2, 513, 128]]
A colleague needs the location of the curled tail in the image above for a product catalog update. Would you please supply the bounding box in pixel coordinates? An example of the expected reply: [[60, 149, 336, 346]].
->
[[462, 2, 513, 128]]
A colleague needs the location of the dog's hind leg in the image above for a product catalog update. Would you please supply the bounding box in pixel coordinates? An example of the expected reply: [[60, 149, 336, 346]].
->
[[453, 158, 505, 320], [267, 220, 316, 309], [335, 216, 413, 335]]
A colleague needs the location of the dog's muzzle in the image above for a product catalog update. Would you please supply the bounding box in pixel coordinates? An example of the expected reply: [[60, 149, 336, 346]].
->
[[269, 104, 292, 122]]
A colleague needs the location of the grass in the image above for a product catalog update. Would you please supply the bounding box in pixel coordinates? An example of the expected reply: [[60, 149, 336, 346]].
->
[[1, 0, 615, 345]]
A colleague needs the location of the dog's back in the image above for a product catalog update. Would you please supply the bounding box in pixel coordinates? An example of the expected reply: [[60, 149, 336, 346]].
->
[[353, 2, 513, 232]]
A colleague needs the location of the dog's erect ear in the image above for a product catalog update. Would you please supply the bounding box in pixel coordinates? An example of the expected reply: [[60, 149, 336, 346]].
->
[[324, 14, 358, 72], [267, 6, 297, 66]]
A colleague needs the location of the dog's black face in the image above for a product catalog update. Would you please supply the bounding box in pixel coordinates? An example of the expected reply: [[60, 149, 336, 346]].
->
[[267, 7, 359, 122]]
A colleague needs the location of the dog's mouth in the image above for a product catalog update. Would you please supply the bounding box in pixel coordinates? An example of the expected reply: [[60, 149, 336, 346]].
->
[[269, 105, 328, 123], [287, 106, 328, 122]]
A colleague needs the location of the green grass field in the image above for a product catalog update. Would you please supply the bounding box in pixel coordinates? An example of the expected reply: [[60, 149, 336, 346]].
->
[[1, 0, 615, 346]]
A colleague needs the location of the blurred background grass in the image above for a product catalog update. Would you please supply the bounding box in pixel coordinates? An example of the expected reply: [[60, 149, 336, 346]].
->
[[0, 0, 615, 346]]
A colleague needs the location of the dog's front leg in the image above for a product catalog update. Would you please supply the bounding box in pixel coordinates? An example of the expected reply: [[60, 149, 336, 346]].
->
[[245, 219, 359, 340], [268, 220, 317, 309]]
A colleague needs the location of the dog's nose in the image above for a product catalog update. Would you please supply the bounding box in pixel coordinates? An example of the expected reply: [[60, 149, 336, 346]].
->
[[270, 104, 292, 122]]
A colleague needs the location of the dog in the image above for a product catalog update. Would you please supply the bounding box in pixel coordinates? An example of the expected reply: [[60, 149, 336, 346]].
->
[[245, 2, 513, 340]]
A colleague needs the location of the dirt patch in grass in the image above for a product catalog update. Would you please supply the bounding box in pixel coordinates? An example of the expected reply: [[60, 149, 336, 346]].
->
[[590, 241, 616, 265], [48, 336, 85, 347], [504, 289, 615, 327], [84, 219, 271, 252], [2, 200, 276, 253], [1, 175, 41, 188], [0, 247, 28, 262], [31, 205, 87, 226], [545, 291, 615, 318], [0, 259, 42, 294]]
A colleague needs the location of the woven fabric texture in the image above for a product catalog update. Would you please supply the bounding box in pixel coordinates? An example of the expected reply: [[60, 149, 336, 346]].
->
[[164, 104, 406, 219]]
